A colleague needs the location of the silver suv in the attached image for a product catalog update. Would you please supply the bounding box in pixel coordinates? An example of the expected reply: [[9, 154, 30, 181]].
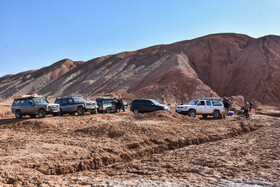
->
[[176, 98, 224, 119], [55, 95, 98, 116], [96, 97, 128, 113], [11, 95, 60, 118]]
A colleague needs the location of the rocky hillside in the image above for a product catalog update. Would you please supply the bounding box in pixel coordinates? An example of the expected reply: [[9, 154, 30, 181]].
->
[[0, 59, 84, 99], [1, 33, 280, 105]]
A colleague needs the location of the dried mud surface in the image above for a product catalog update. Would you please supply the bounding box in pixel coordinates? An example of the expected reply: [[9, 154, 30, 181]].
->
[[0, 102, 279, 186]]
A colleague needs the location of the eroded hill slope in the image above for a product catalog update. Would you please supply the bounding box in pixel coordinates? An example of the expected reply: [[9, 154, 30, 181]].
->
[[1, 33, 280, 105]]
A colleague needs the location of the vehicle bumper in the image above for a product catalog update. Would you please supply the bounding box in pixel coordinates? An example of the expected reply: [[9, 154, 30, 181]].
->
[[176, 110, 188, 115], [85, 106, 97, 111], [46, 108, 60, 113]]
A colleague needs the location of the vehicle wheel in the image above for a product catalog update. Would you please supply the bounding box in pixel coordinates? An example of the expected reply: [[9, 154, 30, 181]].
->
[[15, 110, 22, 119], [53, 113, 59, 116], [38, 109, 46, 118], [29, 114, 36, 118], [213, 110, 220, 119], [106, 108, 111, 113], [59, 110, 63, 116], [188, 110, 196, 118], [77, 107, 85, 115], [202, 114, 208, 119], [133, 109, 139, 114]]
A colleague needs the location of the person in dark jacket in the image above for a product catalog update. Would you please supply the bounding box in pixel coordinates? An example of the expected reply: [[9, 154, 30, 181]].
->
[[244, 101, 250, 119], [223, 97, 231, 116], [117, 99, 121, 112]]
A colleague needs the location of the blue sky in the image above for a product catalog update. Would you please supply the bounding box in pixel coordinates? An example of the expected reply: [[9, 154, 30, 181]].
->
[[0, 0, 279, 77]]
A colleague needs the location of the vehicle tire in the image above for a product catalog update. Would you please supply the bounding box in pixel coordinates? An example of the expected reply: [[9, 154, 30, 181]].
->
[[59, 110, 63, 116], [38, 109, 46, 118], [188, 110, 196, 118], [53, 113, 59, 116], [77, 107, 85, 115], [29, 114, 36, 118], [133, 109, 139, 114], [213, 110, 220, 119], [202, 114, 208, 119], [90, 108, 98, 114], [15, 110, 22, 119], [106, 108, 111, 113]]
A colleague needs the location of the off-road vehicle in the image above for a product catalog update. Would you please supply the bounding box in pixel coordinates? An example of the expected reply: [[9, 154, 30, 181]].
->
[[130, 99, 170, 114], [55, 95, 98, 116], [11, 95, 60, 118], [96, 97, 128, 113], [176, 97, 224, 119]]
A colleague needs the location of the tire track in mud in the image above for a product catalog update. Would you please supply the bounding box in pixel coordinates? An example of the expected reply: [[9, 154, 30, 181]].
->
[[33, 121, 260, 175]]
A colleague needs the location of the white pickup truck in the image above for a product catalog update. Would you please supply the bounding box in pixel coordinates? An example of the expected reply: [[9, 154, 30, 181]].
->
[[176, 98, 224, 119]]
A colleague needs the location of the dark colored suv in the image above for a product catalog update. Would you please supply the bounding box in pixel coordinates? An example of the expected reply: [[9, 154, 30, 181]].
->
[[130, 99, 170, 114]]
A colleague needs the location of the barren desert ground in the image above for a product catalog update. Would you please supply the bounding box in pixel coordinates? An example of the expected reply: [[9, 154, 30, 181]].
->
[[0, 101, 279, 186]]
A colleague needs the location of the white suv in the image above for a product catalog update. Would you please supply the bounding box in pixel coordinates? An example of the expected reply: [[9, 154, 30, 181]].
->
[[176, 98, 224, 119]]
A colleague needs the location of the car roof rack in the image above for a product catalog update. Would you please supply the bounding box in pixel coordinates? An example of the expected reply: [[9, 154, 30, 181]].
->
[[200, 97, 222, 101], [13, 94, 43, 100], [56, 95, 82, 99], [96, 96, 116, 100]]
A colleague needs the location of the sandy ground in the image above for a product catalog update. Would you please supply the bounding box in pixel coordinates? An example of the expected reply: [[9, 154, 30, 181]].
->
[[0, 102, 279, 186]]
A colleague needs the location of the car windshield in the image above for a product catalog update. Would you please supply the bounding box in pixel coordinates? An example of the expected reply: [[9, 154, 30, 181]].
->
[[150, 99, 160, 105], [33, 98, 48, 104], [73, 97, 86, 103], [188, 100, 199, 105]]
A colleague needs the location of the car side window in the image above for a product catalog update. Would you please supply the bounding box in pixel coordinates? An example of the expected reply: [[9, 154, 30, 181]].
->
[[212, 101, 223, 106], [13, 100, 20, 106], [206, 101, 211, 106], [145, 101, 152, 106], [68, 98, 74, 104], [20, 100, 27, 106], [61, 99, 68, 105], [55, 99, 61, 104], [26, 99, 33, 106], [198, 101, 205, 106]]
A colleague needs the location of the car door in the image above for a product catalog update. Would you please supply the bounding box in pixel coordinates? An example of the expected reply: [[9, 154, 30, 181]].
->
[[136, 100, 146, 112], [111, 99, 117, 111], [60, 98, 68, 112], [145, 100, 156, 112], [205, 100, 213, 113], [67, 98, 76, 112], [196, 100, 206, 113], [25, 99, 36, 114], [19, 99, 28, 114]]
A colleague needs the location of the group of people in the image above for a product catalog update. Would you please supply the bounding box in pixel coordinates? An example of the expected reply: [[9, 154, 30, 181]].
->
[[223, 97, 254, 119]]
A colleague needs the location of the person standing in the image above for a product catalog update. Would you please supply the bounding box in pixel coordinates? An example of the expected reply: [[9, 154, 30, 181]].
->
[[223, 97, 231, 116], [244, 101, 250, 119], [117, 99, 121, 112]]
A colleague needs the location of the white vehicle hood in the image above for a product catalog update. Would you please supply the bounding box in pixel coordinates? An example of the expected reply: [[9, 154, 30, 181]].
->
[[176, 104, 193, 108]]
